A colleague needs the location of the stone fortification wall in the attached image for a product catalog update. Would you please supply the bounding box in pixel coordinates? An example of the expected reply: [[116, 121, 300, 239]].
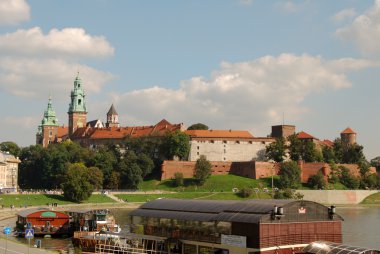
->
[[297, 190, 379, 205], [161, 160, 277, 180], [188, 140, 268, 162]]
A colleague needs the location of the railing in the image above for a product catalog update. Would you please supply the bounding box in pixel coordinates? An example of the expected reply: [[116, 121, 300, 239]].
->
[[95, 242, 168, 254]]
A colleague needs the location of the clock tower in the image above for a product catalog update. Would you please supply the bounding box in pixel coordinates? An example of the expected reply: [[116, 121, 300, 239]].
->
[[68, 74, 87, 137]]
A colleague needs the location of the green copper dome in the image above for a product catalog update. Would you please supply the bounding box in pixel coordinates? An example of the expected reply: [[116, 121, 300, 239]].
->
[[40, 97, 59, 127], [68, 74, 87, 113]]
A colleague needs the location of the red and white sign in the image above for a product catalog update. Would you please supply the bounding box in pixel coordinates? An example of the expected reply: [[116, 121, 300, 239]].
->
[[298, 207, 306, 214]]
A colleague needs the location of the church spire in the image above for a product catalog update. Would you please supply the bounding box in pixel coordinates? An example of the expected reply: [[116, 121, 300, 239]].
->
[[68, 74, 87, 137], [106, 104, 119, 127]]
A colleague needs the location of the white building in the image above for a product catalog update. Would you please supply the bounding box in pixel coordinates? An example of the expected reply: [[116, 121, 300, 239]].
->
[[0, 152, 20, 192], [185, 130, 275, 162]]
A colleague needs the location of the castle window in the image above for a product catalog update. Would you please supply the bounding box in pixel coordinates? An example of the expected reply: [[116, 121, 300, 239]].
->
[[224, 149, 226, 153], [78, 99, 82, 105], [197, 152, 199, 155], [210, 140, 214, 143], [223, 140, 227, 144], [49, 130, 53, 136], [236, 141, 240, 144], [197, 146, 199, 150]]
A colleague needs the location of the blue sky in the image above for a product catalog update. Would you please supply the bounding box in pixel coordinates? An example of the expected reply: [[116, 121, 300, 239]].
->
[[0, 0, 379, 160]]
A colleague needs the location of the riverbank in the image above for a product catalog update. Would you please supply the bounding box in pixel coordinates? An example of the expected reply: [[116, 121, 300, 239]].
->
[[0, 202, 143, 222]]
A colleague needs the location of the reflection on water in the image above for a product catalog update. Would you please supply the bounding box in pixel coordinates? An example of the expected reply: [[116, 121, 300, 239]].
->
[[0, 206, 379, 251], [339, 206, 380, 249]]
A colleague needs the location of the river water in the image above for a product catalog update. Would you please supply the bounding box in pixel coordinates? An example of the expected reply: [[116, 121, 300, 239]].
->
[[1, 206, 379, 252]]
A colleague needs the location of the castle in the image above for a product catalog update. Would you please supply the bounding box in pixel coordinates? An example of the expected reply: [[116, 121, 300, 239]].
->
[[36, 75, 185, 148], [36, 75, 358, 165]]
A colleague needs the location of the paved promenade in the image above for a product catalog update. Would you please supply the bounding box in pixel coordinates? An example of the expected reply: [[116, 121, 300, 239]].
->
[[0, 237, 58, 253]]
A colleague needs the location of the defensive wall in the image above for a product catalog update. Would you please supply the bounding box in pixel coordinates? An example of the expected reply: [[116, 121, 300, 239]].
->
[[161, 160, 376, 183]]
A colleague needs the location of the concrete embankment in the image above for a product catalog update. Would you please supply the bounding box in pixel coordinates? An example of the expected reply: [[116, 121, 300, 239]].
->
[[297, 190, 379, 205]]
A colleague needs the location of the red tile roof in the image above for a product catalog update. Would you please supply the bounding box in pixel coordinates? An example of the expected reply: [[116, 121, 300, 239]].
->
[[57, 126, 68, 139], [341, 127, 356, 134], [71, 120, 184, 140], [185, 130, 254, 139], [297, 131, 317, 140], [321, 139, 334, 147]]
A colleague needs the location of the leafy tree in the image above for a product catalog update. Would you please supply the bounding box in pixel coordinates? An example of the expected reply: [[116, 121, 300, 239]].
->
[[137, 153, 154, 178], [332, 138, 344, 163], [120, 163, 143, 189], [61, 163, 94, 202], [328, 163, 340, 184], [287, 134, 302, 161], [308, 171, 327, 189], [278, 161, 301, 189], [105, 171, 120, 189], [370, 156, 380, 172], [266, 137, 286, 162], [322, 146, 336, 163], [342, 144, 366, 164], [361, 173, 378, 189], [302, 140, 323, 162], [194, 155, 212, 186], [339, 166, 360, 189], [88, 166, 103, 190], [91, 147, 117, 187], [173, 172, 184, 187], [238, 187, 253, 198], [18, 145, 45, 189], [0, 141, 20, 157], [187, 123, 209, 130], [163, 130, 190, 160]]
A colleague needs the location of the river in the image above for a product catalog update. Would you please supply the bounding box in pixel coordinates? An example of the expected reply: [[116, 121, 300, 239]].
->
[[1, 206, 379, 252]]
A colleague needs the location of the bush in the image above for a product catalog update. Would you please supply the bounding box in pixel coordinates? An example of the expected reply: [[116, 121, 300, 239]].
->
[[274, 189, 304, 199], [194, 155, 212, 186], [339, 166, 360, 189], [238, 188, 253, 198], [279, 161, 301, 189], [308, 171, 327, 189], [173, 172, 184, 187]]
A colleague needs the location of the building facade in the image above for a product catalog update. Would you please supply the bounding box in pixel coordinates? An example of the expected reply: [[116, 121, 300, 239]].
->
[[186, 130, 274, 162], [0, 151, 20, 192]]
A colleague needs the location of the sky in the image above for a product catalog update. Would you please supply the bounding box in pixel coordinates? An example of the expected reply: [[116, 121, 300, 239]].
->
[[0, 0, 379, 160]]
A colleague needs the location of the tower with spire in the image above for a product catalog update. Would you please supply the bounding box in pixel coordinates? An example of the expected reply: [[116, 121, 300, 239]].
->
[[68, 74, 87, 137], [106, 104, 119, 128], [36, 96, 59, 147]]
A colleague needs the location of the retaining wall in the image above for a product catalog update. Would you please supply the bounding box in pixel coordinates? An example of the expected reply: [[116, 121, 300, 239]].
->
[[297, 190, 379, 205]]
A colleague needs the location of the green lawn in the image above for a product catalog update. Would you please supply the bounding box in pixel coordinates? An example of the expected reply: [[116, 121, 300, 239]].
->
[[0, 194, 115, 207], [115, 191, 271, 202], [361, 192, 380, 204], [138, 174, 278, 192]]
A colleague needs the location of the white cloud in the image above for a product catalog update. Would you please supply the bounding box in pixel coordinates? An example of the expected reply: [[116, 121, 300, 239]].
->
[[0, 58, 115, 99], [4, 116, 38, 129], [275, 1, 308, 13], [239, 0, 253, 6], [0, 0, 30, 26], [110, 54, 371, 136], [336, 0, 380, 55], [0, 27, 114, 58], [331, 8, 357, 22]]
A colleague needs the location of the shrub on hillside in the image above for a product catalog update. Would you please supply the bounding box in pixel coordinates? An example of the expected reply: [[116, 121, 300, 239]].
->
[[339, 166, 360, 189], [173, 172, 184, 187], [238, 187, 253, 198], [308, 171, 327, 189]]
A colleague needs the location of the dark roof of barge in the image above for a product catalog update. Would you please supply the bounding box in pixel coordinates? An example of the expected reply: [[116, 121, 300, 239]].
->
[[303, 241, 380, 254], [130, 198, 332, 223]]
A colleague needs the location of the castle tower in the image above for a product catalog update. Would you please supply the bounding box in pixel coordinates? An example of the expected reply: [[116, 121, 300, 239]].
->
[[36, 96, 59, 147], [68, 74, 87, 137], [340, 127, 356, 146], [106, 104, 119, 128]]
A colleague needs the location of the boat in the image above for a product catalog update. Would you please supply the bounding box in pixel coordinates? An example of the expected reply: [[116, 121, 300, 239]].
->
[[15, 208, 70, 236], [67, 208, 121, 234]]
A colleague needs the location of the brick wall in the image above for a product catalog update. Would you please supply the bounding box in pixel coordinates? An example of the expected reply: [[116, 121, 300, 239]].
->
[[298, 162, 330, 183], [161, 161, 277, 180]]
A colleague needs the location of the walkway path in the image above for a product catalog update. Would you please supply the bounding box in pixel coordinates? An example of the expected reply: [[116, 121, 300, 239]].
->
[[0, 237, 57, 253], [105, 192, 125, 203]]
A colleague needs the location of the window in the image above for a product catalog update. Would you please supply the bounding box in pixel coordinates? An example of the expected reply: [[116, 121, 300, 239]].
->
[[223, 140, 227, 144], [78, 99, 82, 105], [49, 130, 53, 136], [249, 141, 253, 144], [197, 152, 199, 155], [210, 140, 214, 143], [197, 146, 199, 150], [236, 141, 240, 144]]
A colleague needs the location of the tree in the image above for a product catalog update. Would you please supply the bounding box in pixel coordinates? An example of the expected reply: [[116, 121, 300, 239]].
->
[[278, 161, 301, 189], [266, 137, 286, 162], [194, 155, 212, 185], [370, 156, 380, 172], [339, 166, 360, 189], [342, 144, 366, 164], [308, 171, 327, 189], [187, 123, 209, 130], [61, 163, 94, 202], [287, 134, 302, 161], [0, 141, 20, 157], [88, 166, 103, 190], [322, 146, 336, 163], [163, 130, 190, 160], [302, 140, 323, 162], [173, 172, 184, 187]]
